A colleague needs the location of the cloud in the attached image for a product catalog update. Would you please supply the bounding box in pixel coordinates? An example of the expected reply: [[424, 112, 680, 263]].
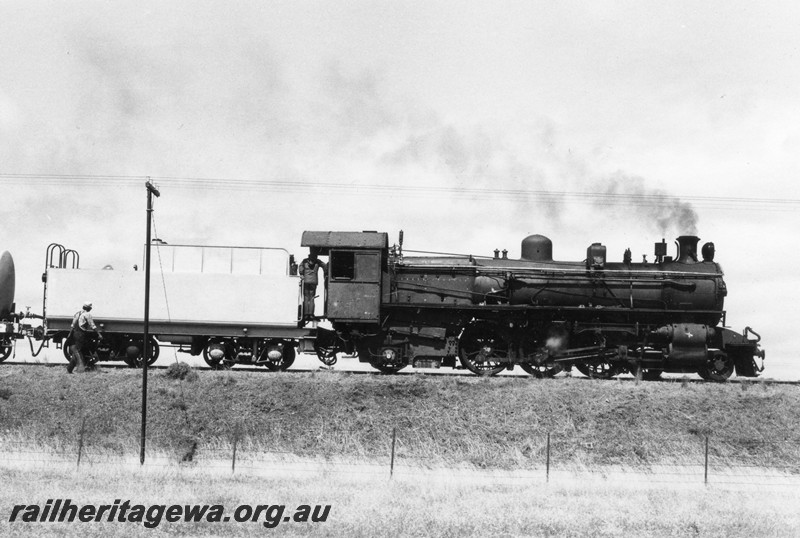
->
[[0, 88, 19, 132], [0, 9, 705, 309]]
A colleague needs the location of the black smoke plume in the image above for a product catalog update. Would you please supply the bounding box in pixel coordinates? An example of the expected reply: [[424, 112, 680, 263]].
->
[[595, 172, 699, 236]]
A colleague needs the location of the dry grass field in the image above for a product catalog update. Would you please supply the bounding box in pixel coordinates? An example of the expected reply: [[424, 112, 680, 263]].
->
[[1, 364, 799, 536], [1, 464, 799, 537]]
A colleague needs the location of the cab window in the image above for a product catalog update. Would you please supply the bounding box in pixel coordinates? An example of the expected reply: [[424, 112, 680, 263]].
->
[[331, 251, 355, 280]]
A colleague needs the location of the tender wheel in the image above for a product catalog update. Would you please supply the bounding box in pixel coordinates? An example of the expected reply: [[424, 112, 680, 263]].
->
[[576, 360, 619, 379], [458, 322, 509, 376], [698, 351, 734, 382], [262, 342, 296, 372], [0, 343, 11, 362], [519, 331, 563, 378], [203, 339, 233, 370], [59, 333, 76, 361], [127, 337, 160, 367]]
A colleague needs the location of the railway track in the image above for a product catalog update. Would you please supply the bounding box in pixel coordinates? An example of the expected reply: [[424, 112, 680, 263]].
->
[[2, 359, 797, 385]]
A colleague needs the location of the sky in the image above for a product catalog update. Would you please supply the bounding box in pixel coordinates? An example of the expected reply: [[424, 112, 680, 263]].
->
[[0, 1, 798, 378]]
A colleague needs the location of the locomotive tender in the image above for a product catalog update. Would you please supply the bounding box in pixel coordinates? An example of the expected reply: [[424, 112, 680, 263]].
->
[[0, 231, 764, 381]]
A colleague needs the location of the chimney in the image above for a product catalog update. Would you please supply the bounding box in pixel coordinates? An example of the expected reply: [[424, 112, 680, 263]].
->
[[675, 236, 700, 263]]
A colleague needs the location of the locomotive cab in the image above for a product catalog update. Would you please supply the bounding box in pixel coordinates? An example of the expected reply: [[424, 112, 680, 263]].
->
[[301, 231, 389, 323]]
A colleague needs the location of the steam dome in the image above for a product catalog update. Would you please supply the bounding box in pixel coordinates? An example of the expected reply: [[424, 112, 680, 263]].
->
[[521, 235, 553, 262]]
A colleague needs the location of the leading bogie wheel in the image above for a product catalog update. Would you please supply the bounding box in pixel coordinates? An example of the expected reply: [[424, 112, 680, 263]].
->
[[641, 369, 663, 381], [576, 360, 620, 380], [628, 363, 663, 381], [698, 351, 734, 382]]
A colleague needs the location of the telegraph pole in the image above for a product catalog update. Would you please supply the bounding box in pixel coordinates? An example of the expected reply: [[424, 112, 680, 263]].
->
[[141, 179, 160, 464]]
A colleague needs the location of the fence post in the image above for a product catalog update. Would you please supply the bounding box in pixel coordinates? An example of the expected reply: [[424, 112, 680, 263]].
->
[[77, 416, 86, 469], [231, 435, 238, 474], [390, 427, 397, 478], [704, 435, 709, 485], [546, 432, 551, 483]]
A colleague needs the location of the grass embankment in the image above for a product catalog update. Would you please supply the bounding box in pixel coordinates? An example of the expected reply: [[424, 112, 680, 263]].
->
[[0, 364, 798, 469]]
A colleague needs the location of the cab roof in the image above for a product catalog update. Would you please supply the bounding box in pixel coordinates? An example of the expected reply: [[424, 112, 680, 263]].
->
[[301, 231, 389, 251]]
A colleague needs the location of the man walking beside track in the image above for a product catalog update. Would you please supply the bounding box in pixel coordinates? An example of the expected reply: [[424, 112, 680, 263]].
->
[[66, 301, 102, 374]]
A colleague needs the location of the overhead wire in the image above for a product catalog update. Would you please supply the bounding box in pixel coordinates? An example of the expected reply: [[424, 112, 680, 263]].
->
[[0, 173, 798, 211]]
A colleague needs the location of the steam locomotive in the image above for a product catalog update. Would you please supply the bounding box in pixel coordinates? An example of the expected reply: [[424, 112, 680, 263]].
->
[[0, 231, 764, 381]]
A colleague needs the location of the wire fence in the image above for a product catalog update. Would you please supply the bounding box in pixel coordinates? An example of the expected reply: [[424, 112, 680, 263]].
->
[[1, 426, 798, 489]]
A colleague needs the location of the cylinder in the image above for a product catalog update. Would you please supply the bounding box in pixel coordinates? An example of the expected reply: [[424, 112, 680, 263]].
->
[[653, 323, 712, 363]]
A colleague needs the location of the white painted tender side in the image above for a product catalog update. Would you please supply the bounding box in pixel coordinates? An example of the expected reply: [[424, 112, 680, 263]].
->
[[44, 245, 301, 334]]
